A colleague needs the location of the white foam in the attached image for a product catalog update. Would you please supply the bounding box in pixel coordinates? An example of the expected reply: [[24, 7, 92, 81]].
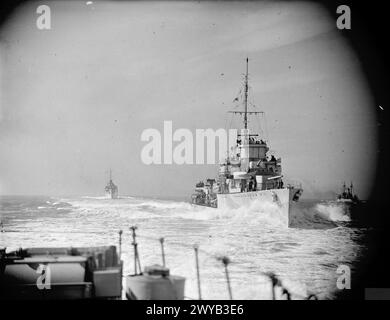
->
[[316, 202, 351, 222], [26, 195, 360, 300]]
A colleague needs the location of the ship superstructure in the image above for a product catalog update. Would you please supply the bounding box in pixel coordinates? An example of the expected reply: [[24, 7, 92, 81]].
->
[[191, 59, 303, 227], [337, 182, 359, 203]]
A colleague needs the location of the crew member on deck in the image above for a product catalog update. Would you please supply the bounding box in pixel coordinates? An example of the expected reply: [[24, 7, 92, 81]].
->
[[249, 179, 253, 191], [241, 180, 245, 193]]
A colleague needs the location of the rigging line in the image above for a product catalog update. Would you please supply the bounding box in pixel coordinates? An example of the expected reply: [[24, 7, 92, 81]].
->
[[263, 112, 270, 143], [228, 112, 234, 131], [224, 110, 229, 132], [258, 272, 317, 300], [135, 236, 213, 257], [133, 233, 182, 242], [256, 112, 264, 139], [152, 240, 228, 262], [136, 234, 218, 259], [248, 86, 255, 108], [137, 234, 164, 241]]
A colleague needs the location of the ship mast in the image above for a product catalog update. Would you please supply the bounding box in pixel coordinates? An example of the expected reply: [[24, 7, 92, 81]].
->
[[228, 58, 263, 129], [244, 57, 249, 129]]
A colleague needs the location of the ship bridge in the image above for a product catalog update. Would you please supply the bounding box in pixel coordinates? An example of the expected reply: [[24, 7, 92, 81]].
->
[[236, 129, 281, 176]]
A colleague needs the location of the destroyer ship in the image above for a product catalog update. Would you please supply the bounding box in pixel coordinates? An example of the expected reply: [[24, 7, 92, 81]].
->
[[191, 58, 303, 227], [337, 182, 359, 204], [333, 182, 369, 224], [105, 169, 118, 199]]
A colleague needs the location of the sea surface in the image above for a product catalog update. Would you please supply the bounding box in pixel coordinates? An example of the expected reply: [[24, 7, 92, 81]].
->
[[0, 195, 370, 299]]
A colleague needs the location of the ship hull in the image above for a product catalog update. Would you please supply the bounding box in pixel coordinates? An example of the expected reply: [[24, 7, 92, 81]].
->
[[105, 190, 118, 199], [217, 188, 300, 227]]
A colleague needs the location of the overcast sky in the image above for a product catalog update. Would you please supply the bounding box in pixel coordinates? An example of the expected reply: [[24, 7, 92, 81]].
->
[[0, 1, 377, 199]]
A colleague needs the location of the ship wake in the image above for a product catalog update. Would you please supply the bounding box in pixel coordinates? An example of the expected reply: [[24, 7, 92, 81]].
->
[[60, 196, 351, 231], [184, 199, 351, 230]]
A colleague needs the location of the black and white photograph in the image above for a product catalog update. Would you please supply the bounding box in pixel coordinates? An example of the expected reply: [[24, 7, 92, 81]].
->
[[0, 0, 389, 310]]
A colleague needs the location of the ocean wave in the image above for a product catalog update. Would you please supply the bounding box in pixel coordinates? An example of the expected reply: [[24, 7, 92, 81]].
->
[[316, 202, 351, 222], [1, 195, 365, 300]]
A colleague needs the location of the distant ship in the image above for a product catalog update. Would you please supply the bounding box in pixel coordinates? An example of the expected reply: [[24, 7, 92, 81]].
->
[[105, 169, 118, 199], [337, 182, 360, 204], [191, 58, 303, 227]]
